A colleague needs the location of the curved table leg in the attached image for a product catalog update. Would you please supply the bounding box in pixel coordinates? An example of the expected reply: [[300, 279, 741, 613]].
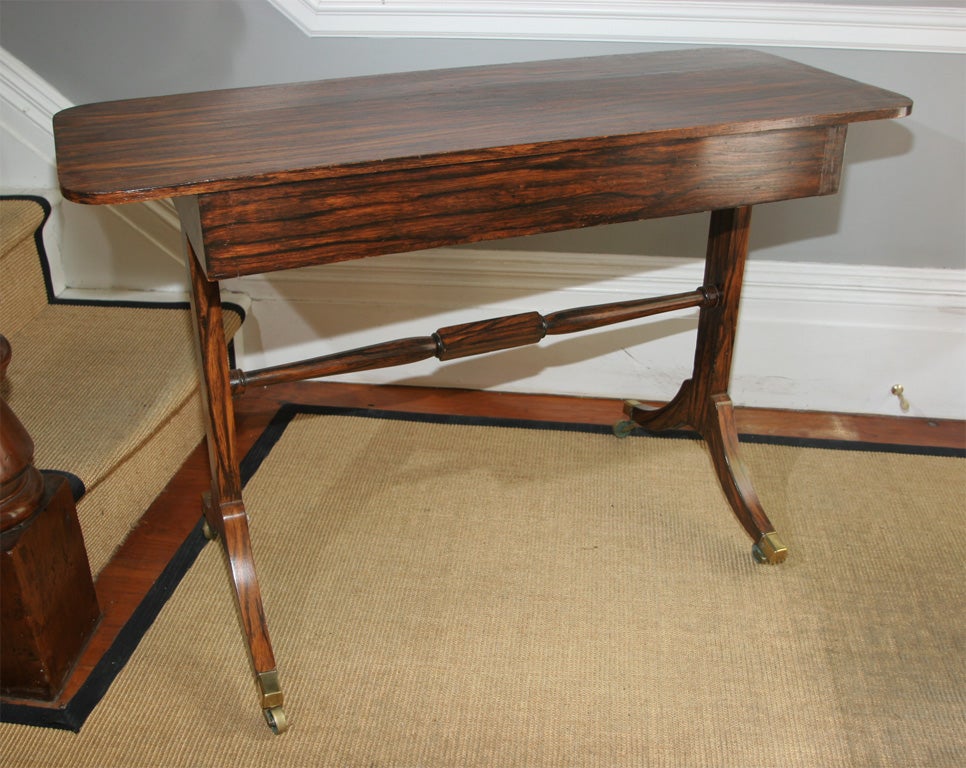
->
[[617, 207, 787, 564], [186, 238, 287, 732], [616, 379, 695, 434], [704, 395, 787, 563]]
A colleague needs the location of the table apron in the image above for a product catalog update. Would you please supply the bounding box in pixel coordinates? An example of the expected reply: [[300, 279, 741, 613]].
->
[[180, 124, 846, 280]]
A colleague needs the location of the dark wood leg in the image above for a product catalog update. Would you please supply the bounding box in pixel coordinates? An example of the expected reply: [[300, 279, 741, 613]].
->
[[621, 207, 787, 563], [184, 239, 287, 733]]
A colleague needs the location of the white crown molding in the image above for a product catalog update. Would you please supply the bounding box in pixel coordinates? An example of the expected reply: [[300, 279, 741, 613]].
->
[[267, 1, 966, 53]]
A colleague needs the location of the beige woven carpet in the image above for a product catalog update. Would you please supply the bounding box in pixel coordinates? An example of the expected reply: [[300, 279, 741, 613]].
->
[[2, 406, 963, 767]]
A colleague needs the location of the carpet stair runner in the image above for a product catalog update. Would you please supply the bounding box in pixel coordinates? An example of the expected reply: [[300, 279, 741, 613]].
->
[[0, 195, 240, 709]]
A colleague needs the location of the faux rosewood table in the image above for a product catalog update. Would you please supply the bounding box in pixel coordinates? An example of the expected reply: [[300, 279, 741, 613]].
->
[[54, 48, 911, 733]]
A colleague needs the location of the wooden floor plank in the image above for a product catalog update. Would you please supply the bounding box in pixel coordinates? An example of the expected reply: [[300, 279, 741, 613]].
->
[[240, 382, 966, 449]]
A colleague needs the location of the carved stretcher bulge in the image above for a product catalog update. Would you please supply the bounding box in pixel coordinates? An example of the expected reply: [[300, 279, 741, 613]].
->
[[53, 48, 912, 732]]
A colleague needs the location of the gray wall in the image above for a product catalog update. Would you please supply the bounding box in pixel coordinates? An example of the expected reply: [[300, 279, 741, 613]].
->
[[2, 0, 963, 269]]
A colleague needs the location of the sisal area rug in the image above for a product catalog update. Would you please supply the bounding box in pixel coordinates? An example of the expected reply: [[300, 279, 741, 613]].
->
[[1, 405, 963, 767]]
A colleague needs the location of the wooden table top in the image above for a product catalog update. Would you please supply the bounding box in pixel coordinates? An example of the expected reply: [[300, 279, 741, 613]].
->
[[54, 47, 911, 206]]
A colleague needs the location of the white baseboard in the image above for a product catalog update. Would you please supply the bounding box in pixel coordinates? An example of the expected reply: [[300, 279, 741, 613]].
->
[[223, 248, 966, 420]]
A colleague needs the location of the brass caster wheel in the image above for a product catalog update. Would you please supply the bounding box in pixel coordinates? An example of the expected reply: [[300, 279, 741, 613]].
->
[[264, 705, 288, 734], [201, 518, 217, 540], [257, 670, 285, 733], [612, 419, 636, 438], [752, 532, 788, 564]]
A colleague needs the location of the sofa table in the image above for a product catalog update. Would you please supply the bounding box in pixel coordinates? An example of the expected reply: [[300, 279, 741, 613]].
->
[[54, 47, 911, 733]]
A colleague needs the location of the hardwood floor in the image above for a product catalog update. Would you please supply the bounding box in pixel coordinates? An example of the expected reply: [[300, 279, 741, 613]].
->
[[236, 381, 966, 448], [4, 381, 962, 726]]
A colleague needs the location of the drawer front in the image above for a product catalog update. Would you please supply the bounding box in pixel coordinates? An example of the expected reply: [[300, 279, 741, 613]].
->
[[190, 125, 845, 279]]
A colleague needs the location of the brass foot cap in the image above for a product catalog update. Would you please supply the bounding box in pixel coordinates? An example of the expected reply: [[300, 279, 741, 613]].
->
[[257, 670, 284, 709], [752, 532, 788, 564]]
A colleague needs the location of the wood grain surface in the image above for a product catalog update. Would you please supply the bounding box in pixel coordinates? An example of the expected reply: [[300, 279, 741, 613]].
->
[[54, 48, 911, 205]]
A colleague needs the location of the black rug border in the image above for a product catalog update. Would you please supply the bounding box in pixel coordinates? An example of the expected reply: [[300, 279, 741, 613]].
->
[[253, 402, 966, 462]]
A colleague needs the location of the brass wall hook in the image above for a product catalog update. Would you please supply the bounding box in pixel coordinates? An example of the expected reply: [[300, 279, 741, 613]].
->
[[891, 384, 910, 412]]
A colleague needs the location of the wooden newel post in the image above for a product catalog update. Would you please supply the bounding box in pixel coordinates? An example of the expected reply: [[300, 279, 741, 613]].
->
[[0, 334, 101, 701]]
